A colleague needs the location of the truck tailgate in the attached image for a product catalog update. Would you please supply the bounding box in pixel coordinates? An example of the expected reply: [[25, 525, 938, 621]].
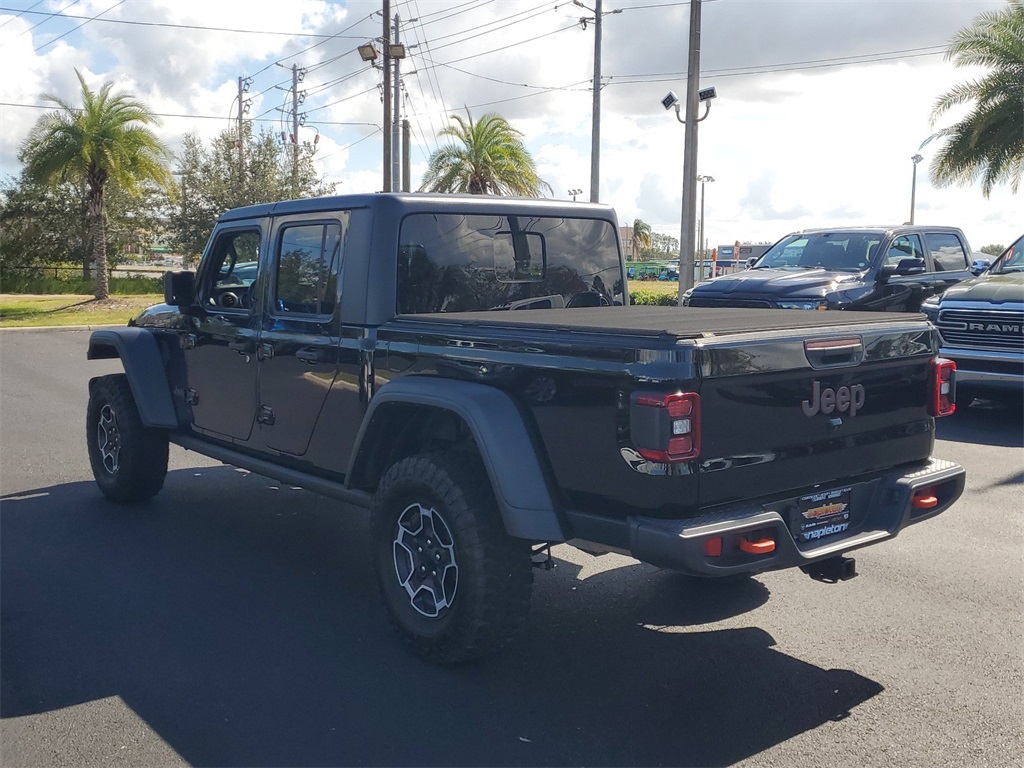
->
[[693, 320, 936, 509]]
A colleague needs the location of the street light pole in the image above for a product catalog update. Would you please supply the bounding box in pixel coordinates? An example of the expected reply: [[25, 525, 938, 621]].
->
[[910, 154, 923, 224], [678, 0, 702, 301], [697, 175, 714, 278]]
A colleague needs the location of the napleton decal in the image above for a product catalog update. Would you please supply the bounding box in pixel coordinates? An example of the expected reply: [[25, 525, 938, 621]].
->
[[803, 501, 848, 520], [803, 522, 850, 541], [801, 381, 866, 417]]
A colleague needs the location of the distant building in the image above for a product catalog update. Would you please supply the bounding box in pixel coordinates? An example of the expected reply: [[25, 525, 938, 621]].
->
[[715, 242, 770, 275], [619, 225, 635, 259]]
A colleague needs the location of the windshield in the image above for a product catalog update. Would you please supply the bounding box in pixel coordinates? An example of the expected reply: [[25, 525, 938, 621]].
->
[[993, 235, 1024, 273], [754, 232, 881, 273]]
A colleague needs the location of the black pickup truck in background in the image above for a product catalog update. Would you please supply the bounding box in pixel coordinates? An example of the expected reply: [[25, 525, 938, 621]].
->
[[922, 233, 1024, 405], [86, 194, 966, 664], [684, 225, 980, 312]]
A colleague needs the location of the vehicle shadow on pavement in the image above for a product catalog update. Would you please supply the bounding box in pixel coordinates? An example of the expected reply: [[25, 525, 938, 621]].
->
[[936, 398, 1024, 448], [1, 468, 883, 767]]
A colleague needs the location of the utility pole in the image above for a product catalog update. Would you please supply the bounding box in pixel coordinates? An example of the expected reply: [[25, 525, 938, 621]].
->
[[383, 0, 392, 192], [392, 12, 402, 194], [236, 76, 246, 181], [274, 63, 305, 197], [573, 1, 619, 203], [590, 0, 602, 203], [678, 0, 702, 300], [291, 64, 300, 196], [402, 119, 411, 192]]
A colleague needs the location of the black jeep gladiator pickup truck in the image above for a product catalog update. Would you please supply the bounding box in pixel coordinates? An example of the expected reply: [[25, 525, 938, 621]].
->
[[86, 194, 966, 663]]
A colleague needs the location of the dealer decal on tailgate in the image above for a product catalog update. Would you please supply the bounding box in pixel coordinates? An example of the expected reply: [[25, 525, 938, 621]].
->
[[797, 487, 852, 542]]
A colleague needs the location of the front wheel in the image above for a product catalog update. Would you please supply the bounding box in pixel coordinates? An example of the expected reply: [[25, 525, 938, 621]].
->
[[86, 374, 169, 503], [371, 451, 533, 664]]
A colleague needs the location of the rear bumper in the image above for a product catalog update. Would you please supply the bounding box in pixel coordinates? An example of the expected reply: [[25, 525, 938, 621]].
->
[[572, 458, 965, 577]]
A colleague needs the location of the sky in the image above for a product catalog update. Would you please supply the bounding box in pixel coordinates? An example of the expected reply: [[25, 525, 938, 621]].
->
[[0, 0, 1019, 252]]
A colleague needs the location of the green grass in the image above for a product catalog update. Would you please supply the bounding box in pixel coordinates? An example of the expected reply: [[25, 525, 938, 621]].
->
[[0, 294, 162, 328]]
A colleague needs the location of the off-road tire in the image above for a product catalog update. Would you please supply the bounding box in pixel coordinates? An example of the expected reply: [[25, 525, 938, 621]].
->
[[87, 374, 169, 503], [371, 451, 533, 664]]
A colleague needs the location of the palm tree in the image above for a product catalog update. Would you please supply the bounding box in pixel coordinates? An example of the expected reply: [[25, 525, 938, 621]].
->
[[419, 110, 552, 196], [929, 0, 1024, 197], [632, 218, 653, 259], [20, 70, 170, 299]]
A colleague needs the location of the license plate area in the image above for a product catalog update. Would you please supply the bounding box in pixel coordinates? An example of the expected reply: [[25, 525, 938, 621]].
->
[[791, 486, 854, 545]]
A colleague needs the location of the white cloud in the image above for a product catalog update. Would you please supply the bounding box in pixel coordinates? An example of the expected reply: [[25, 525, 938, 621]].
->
[[0, 0, 1017, 248]]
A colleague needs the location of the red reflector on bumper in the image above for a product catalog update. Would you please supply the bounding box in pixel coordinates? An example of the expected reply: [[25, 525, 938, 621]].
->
[[703, 537, 723, 557], [739, 537, 776, 555]]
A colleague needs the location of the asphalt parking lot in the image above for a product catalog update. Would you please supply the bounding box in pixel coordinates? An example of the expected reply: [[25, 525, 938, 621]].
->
[[1, 329, 1021, 767]]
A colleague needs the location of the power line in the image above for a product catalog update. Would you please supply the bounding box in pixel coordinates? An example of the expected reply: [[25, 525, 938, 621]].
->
[[0, 0, 45, 30], [422, 0, 556, 48], [34, 0, 124, 53], [0, 5, 370, 40], [414, 0, 499, 25], [608, 46, 947, 85], [14, 0, 79, 36]]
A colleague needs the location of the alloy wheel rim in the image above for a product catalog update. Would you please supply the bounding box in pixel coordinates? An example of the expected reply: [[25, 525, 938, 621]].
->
[[392, 502, 458, 618], [97, 404, 121, 474]]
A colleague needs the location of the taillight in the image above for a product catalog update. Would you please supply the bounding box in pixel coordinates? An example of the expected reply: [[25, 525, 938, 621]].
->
[[929, 357, 956, 417], [630, 391, 701, 462]]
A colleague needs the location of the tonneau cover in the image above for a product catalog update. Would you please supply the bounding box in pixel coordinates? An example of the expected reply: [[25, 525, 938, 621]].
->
[[395, 306, 926, 340]]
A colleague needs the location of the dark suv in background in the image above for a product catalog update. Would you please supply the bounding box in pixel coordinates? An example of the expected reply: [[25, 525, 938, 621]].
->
[[683, 225, 979, 313]]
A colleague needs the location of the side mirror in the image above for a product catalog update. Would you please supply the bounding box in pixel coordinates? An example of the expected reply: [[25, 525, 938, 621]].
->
[[970, 258, 991, 276], [745, 257, 758, 269], [879, 257, 926, 280], [164, 270, 196, 307]]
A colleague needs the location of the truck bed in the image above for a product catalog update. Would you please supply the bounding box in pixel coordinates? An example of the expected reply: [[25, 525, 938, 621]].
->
[[395, 306, 927, 341]]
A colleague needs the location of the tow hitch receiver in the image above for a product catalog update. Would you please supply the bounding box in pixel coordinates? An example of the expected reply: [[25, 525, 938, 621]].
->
[[801, 555, 857, 583]]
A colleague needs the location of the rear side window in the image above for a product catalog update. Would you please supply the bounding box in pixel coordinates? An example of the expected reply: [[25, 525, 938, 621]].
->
[[396, 213, 624, 313], [275, 221, 344, 316], [928, 233, 968, 271]]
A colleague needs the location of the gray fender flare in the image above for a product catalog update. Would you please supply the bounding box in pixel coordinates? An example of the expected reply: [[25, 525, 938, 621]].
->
[[350, 377, 566, 542], [87, 328, 178, 429]]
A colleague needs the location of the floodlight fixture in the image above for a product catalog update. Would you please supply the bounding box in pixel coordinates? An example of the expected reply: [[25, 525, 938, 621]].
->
[[358, 42, 379, 62], [698, 86, 717, 102], [662, 91, 679, 111], [388, 42, 407, 59]]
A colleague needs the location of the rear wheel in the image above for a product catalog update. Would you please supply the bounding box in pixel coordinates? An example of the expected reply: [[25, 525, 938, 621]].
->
[[371, 451, 533, 664], [86, 374, 168, 503]]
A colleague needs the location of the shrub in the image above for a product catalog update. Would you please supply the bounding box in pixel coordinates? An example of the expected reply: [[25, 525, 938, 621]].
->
[[630, 289, 678, 306], [0, 268, 162, 295]]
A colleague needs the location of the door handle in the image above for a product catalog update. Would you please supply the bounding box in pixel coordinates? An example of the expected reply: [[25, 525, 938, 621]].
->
[[296, 347, 328, 364]]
